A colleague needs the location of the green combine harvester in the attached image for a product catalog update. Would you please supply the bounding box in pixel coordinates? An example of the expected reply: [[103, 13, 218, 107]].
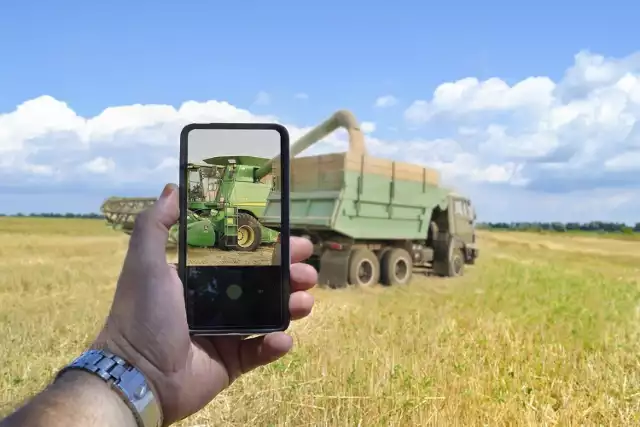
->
[[101, 155, 280, 251], [262, 109, 480, 288]]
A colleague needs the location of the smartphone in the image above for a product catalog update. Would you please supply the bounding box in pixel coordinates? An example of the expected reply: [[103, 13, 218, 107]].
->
[[178, 123, 290, 336]]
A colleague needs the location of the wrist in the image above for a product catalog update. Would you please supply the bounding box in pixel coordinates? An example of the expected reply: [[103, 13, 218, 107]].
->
[[55, 370, 139, 426], [1, 370, 138, 427], [92, 328, 196, 426], [56, 348, 163, 427]]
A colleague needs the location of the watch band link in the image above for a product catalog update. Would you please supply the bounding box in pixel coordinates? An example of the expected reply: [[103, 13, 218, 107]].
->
[[56, 349, 163, 427]]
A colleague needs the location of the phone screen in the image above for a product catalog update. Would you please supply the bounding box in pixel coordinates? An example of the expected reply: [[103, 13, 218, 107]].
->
[[178, 124, 290, 334]]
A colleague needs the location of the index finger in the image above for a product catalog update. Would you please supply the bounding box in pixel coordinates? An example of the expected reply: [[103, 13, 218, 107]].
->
[[290, 236, 313, 264]]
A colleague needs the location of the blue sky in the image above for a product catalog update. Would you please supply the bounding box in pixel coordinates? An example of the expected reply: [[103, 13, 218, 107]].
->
[[1, 0, 640, 222]]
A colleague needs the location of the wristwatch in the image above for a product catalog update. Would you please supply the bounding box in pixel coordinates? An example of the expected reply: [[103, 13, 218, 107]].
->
[[55, 349, 163, 427]]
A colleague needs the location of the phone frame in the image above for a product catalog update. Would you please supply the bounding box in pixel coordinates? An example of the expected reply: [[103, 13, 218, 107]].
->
[[178, 122, 291, 336]]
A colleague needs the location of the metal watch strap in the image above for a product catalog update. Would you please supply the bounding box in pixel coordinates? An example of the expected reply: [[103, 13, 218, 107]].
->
[[55, 349, 163, 427]]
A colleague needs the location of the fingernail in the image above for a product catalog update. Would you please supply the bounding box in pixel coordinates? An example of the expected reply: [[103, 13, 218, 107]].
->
[[159, 183, 176, 200]]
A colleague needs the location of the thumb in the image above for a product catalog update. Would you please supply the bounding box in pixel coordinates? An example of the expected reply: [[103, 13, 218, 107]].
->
[[237, 332, 293, 378], [127, 183, 179, 265]]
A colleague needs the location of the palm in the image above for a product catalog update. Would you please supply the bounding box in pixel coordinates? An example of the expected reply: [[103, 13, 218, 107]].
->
[[95, 185, 317, 425], [166, 268, 243, 395], [157, 268, 245, 411], [165, 266, 259, 382]]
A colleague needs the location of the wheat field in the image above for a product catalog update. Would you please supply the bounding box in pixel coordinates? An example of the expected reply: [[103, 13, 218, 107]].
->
[[1, 218, 640, 426]]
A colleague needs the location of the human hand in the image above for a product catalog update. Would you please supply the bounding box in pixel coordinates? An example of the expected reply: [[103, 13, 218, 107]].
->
[[91, 183, 317, 425]]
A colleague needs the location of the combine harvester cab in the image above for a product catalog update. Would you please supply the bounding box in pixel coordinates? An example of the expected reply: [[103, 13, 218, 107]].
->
[[261, 109, 479, 288]]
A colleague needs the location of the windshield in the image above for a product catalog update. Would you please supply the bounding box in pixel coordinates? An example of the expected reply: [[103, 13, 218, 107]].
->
[[188, 170, 203, 201], [200, 166, 223, 203]]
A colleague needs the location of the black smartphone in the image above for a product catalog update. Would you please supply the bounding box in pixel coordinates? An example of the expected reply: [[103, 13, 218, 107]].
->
[[178, 123, 290, 336]]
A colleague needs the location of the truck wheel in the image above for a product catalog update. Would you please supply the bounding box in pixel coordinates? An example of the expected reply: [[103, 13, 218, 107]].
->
[[348, 249, 380, 287], [381, 248, 413, 286], [376, 247, 392, 264], [235, 213, 262, 252], [448, 248, 465, 277]]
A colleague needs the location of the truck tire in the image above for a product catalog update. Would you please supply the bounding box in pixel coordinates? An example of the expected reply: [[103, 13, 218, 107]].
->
[[448, 248, 465, 277], [428, 221, 439, 243], [376, 247, 392, 264], [380, 248, 413, 286], [432, 236, 465, 277], [348, 248, 380, 287], [235, 213, 262, 252]]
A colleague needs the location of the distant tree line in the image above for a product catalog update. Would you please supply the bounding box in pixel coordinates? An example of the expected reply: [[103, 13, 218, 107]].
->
[[0, 214, 638, 234], [0, 213, 105, 219], [477, 221, 640, 234]]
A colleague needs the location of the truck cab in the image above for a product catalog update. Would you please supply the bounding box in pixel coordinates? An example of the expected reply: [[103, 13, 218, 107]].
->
[[448, 193, 479, 265], [426, 191, 479, 276]]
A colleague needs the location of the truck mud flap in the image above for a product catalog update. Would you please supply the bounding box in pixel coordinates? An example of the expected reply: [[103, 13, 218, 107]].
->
[[431, 237, 451, 277], [318, 249, 350, 289], [467, 243, 479, 262]]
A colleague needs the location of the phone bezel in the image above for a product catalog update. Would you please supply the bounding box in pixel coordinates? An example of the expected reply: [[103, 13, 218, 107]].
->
[[178, 122, 291, 336]]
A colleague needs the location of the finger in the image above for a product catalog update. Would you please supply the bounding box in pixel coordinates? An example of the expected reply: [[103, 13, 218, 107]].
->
[[239, 332, 293, 375], [128, 183, 179, 265], [289, 291, 314, 320], [290, 236, 313, 264], [291, 263, 317, 292]]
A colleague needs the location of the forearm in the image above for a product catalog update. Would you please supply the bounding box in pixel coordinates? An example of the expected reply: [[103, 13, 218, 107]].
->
[[0, 370, 137, 427]]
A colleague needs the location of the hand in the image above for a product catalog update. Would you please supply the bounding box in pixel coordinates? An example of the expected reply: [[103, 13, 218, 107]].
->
[[91, 184, 317, 425]]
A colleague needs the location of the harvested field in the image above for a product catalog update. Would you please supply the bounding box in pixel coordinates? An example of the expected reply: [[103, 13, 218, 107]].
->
[[2, 218, 640, 425], [184, 246, 274, 266]]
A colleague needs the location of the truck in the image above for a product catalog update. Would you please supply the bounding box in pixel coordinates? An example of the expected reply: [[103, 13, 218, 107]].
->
[[260, 109, 479, 288], [101, 155, 281, 251]]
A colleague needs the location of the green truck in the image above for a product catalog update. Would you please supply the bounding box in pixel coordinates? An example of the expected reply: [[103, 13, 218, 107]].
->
[[261, 110, 479, 288], [101, 155, 280, 251]]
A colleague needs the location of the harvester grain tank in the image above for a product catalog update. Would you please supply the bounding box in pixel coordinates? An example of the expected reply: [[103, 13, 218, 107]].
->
[[260, 109, 479, 287]]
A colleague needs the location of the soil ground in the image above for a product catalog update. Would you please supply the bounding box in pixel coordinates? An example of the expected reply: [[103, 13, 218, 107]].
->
[[164, 244, 275, 266], [185, 245, 274, 266]]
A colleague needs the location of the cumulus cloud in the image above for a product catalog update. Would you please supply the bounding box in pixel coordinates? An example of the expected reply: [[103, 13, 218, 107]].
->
[[82, 157, 116, 174], [374, 95, 398, 108], [2, 50, 640, 221], [0, 95, 356, 194], [400, 50, 640, 217], [361, 121, 376, 133]]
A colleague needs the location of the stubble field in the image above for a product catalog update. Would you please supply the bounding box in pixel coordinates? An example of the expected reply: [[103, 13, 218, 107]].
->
[[1, 218, 640, 426], [185, 246, 273, 266]]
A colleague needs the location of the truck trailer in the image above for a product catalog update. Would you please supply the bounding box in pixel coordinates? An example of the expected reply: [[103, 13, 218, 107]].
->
[[261, 110, 479, 288]]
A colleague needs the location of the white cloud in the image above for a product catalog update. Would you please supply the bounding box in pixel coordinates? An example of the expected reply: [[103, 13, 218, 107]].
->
[[404, 76, 555, 121], [156, 157, 178, 170], [374, 95, 398, 108], [254, 91, 270, 106], [398, 50, 640, 219], [294, 92, 308, 100], [82, 157, 116, 174], [361, 121, 376, 133], [2, 50, 640, 221]]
